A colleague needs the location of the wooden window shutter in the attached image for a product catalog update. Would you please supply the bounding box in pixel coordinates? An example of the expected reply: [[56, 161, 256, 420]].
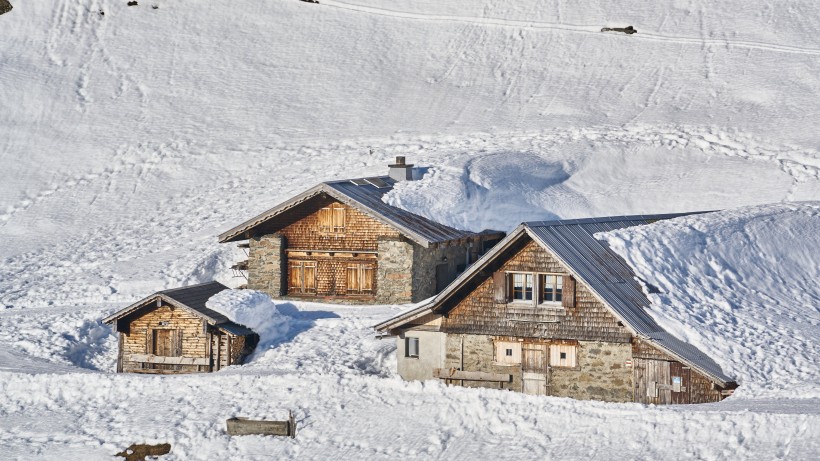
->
[[332, 206, 345, 232], [304, 263, 316, 292], [318, 208, 332, 232], [173, 330, 183, 357], [347, 265, 358, 292], [493, 271, 508, 304], [362, 265, 374, 292], [562, 275, 576, 308], [289, 262, 301, 291]]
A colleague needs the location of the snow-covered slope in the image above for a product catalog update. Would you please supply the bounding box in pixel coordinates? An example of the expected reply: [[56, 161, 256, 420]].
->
[[1, 0, 820, 459], [601, 202, 820, 399]]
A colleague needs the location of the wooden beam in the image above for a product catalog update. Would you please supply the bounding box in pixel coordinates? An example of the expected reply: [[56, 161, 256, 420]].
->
[[433, 368, 512, 383], [127, 354, 210, 366]]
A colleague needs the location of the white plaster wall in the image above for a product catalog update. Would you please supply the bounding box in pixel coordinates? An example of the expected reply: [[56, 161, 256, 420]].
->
[[396, 330, 445, 381]]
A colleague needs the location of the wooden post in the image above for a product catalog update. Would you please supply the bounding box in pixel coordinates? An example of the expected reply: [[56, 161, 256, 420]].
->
[[117, 333, 124, 373]]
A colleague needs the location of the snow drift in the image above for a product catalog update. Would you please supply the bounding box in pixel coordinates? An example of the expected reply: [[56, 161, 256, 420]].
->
[[206, 289, 292, 355], [600, 202, 820, 399]]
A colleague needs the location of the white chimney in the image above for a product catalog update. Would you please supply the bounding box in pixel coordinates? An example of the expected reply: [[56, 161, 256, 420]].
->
[[388, 156, 414, 181]]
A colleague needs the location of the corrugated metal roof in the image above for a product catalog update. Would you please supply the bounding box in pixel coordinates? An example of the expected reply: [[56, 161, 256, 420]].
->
[[103, 281, 256, 337], [219, 176, 485, 247]]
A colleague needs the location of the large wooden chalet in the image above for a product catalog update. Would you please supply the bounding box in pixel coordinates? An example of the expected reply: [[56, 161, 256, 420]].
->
[[375, 214, 738, 404], [103, 282, 258, 374], [219, 157, 504, 304]]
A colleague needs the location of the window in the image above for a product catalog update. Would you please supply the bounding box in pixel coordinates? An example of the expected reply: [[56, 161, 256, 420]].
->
[[494, 341, 522, 365], [549, 344, 577, 368], [540, 274, 563, 304], [289, 261, 316, 294], [346, 264, 374, 294], [318, 204, 346, 234], [405, 337, 419, 358], [511, 272, 533, 302]]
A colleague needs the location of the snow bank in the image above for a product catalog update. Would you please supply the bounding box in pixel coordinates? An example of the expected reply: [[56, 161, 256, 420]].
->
[[600, 202, 820, 398], [205, 289, 292, 353]]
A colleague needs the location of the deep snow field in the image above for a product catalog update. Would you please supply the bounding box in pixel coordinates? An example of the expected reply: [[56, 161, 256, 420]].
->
[[1, 0, 819, 459]]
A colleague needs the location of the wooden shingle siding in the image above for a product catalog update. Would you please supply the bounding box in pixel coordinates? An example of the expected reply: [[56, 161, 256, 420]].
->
[[442, 240, 632, 343], [279, 200, 401, 252], [121, 304, 209, 373]]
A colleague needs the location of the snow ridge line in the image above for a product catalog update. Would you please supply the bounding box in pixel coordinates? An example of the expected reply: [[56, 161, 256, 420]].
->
[[321, 0, 820, 56]]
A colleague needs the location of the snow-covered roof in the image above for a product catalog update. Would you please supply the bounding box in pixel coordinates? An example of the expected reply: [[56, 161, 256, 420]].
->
[[218, 176, 496, 247], [102, 281, 254, 335], [375, 213, 735, 387]]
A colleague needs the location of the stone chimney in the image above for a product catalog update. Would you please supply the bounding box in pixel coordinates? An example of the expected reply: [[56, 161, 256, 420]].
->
[[388, 156, 414, 181]]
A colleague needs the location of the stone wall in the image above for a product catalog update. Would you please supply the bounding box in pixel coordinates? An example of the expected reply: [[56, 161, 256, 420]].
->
[[248, 233, 286, 298], [412, 243, 470, 302], [376, 237, 413, 303], [438, 334, 632, 401], [443, 333, 523, 391], [550, 340, 633, 402]]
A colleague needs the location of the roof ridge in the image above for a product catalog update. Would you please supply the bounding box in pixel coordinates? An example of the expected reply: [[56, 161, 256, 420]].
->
[[524, 211, 709, 228], [158, 280, 226, 294]]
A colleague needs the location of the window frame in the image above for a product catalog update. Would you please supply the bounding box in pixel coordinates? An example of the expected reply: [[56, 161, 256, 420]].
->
[[405, 336, 420, 358], [538, 273, 564, 306], [508, 271, 534, 303]]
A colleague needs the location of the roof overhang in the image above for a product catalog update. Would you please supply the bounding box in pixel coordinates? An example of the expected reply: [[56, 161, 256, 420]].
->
[[103, 293, 223, 326]]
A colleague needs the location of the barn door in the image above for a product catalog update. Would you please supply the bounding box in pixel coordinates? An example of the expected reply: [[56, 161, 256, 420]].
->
[[633, 358, 673, 404], [522, 343, 548, 395]]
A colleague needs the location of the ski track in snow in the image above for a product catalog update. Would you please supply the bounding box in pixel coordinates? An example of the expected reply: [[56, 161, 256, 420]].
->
[[323, 0, 820, 56]]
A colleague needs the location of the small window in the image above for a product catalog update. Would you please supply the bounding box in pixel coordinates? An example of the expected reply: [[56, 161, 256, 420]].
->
[[495, 341, 522, 365], [511, 273, 533, 302], [550, 344, 577, 368], [540, 274, 563, 304], [405, 337, 419, 358]]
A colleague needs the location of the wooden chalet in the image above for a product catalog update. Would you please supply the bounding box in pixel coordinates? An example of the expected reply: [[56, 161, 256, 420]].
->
[[219, 157, 504, 304], [375, 214, 738, 404], [103, 281, 258, 374]]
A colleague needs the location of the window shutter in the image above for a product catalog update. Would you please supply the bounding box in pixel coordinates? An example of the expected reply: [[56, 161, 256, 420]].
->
[[318, 208, 332, 232], [362, 265, 374, 292], [347, 265, 358, 293], [562, 275, 576, 308], [493, 271, 508, 304], [332, 206, 345, 232], [304, 264, 316, 292], [289, 262, 301, 292]]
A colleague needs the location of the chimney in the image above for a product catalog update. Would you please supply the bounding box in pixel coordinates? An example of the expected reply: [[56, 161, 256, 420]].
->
[[388, 156, 414, 181]]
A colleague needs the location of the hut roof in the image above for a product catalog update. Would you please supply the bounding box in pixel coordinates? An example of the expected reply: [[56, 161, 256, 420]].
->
[[375, 213, 735, 387], [218, 176, 500, 247], [103, 281, 254, 335]]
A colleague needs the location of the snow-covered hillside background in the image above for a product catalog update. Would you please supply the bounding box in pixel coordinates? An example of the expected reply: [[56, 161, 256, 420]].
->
[[0, 1, 818, 459]]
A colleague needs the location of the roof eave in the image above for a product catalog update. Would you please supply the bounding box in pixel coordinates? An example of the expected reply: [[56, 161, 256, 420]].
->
[[217, 184, 327, 243], [102, 293, 221, 325]]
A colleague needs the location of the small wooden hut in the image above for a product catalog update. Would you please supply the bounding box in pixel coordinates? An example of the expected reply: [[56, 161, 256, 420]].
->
[[103, 281, 258, 374], [375, 214, 738, 404]]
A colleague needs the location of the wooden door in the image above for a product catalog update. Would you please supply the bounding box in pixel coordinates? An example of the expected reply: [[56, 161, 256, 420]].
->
[[151, 329, 181, 370], [435, 264, 449, 292], [522, 343, 548, 395], [633, 358, 673, 404]]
